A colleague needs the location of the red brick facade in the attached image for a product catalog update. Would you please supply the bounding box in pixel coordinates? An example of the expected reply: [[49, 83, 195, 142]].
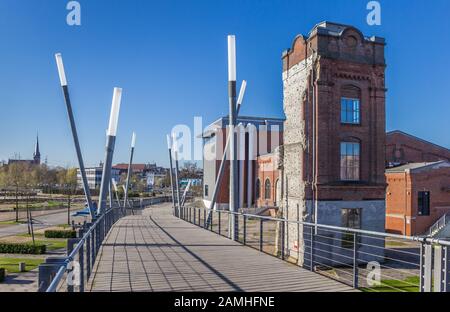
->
[[386, 162, 450, 235], [256, 153, 280, 208], [282, 23, 387, 203], [386, 130, 450, 166]]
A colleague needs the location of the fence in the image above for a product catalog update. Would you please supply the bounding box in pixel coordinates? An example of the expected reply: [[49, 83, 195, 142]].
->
[[179, 206, 450, 292], [37, 196, 170, 292]]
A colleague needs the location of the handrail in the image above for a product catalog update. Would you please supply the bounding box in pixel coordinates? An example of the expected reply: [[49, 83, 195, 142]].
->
[[191, 206, 450, 247], [428, 212, 450, 237], [43, 205, 121, 292]]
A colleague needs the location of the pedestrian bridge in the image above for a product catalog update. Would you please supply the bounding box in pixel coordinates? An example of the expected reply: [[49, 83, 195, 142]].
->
[[87, 203, 355, 292]]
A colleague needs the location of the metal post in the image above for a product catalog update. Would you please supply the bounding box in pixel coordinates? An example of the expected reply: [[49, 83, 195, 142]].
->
[[194, 209, 196, 225], [228, 35, 238, 241], [55, 54, 94, 218], [420, 243, 433, 292], [173, 143, 182, 218], [124, 132, 136, 210], [218, 211, 221, 235], [86, 229, 91, 279], [98, 135, 116, 216], [310, 226, 315, 271], [167, 135, 176, 216], [203, 210, 206, 228], [243, 215, 247, 245], [353, 233, 359, 289], [281, 220, 285, 260], [259, 219, 263, 251], [205, 80, 247, 228], [210, 211, 213, 231], [67, 239, 79, 292], [79, 241, 84, 292], [97, 87, 122, 216]]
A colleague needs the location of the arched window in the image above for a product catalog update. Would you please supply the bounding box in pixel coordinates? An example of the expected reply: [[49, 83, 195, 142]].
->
[[264, 179, 271, 200], [255, 179, 261, 199]]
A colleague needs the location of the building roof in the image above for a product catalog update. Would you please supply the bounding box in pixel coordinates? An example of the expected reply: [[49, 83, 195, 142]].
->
[[387, 130, 450, 153], [113, 164, 147, 171], [308, 21, 385, 43], [386, 161, 450, 173], [201, 115, 285, 138]]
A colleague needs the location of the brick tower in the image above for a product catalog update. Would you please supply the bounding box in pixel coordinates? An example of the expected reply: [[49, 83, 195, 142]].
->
[[281, 22, 387, 263]]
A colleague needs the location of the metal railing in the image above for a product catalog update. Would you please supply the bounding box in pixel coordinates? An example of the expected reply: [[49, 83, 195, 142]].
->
[[38, 196, 171, 292], [179, 206, 450, 292], [38, 205, 126, 292], [428, 213, 450, 237]]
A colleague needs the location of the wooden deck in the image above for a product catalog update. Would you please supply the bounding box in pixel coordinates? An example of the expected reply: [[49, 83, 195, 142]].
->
[[89, 203, 356, 292]]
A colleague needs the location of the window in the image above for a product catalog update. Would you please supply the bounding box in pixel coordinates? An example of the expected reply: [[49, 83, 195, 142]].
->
[[342, 208, 362, 229], [418, 191, 430, 216], [204, 185, 209, 197], [341, 208, 362, 249], [340, 142, 360, 181], [264, 179, 271, 200], [341, 98, 360, 124], [255, 179, 261, 199]]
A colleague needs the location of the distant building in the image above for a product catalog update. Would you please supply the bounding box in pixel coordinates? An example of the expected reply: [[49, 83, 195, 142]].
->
[[386, 130, 450, 167], [386, 161, 450, 236], [256, 152, 281, 209], [77, 163, 120, 190], [112, 163, 168, 189], [201, 116, 284, 210], [8, 135, 41, 166]]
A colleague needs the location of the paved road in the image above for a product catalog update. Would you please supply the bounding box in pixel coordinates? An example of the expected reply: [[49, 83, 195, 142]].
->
[[89, 203, 356, 292], [0, 210, 87, 238]]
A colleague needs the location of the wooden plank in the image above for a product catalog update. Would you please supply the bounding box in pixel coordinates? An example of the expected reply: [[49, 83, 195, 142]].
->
[[89, 203, 355, 292]]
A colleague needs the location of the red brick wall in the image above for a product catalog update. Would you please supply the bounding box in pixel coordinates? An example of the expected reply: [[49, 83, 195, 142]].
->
[[256, 154, 280, 207], [386, 167, 450, 235], [386, 131, 450, 166]]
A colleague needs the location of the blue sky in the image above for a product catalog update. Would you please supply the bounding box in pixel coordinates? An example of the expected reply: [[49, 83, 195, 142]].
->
[[0, 0, 449, 168]]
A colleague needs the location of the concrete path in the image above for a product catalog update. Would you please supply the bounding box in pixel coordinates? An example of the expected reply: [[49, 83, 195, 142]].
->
[[0, 210, 85, 238], [89, 203, 356, 292]]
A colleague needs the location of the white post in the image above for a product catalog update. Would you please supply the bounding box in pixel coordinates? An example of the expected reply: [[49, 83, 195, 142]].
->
[[247, 124, 256, 208]]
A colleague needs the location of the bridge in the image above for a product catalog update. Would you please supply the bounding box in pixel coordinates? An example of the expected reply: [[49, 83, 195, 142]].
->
[[37, 200, 450, 293], [87, 203, 354, 292]]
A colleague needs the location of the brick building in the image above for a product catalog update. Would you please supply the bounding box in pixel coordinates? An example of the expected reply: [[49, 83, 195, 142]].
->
[[280, 22, 387, 263], [202, 116, 284, 210], [386, 130, 450, 167], [256, 152, 281, 209], [386, 161, 450, 236]]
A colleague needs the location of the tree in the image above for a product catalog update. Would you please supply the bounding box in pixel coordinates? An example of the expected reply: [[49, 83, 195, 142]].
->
[[57, 168, 78, 225], [1, 162, 28, 222]]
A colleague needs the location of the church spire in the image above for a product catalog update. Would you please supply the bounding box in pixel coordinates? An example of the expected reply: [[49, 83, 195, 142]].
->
[[33, 134, 41, 165]]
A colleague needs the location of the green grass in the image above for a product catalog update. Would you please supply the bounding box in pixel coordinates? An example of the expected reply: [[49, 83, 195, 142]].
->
[[0, 221, 20, 225], [0, 257, 45, 273], [361, 276, 420, 292], [15, 233, 68, 251]]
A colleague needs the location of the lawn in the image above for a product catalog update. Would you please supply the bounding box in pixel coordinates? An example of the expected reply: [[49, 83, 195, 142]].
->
[[0, 257, 45, 274], [16, 233, 68, 251], [361, 276, 420, 292]]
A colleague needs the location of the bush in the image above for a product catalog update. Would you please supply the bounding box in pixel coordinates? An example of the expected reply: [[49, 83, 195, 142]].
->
[[0, 243, 46, 255], [0, 268, 5, 283], [44, 230, 76, 239]]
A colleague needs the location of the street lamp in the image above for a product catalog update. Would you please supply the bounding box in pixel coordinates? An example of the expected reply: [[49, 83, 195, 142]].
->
[[97, 87, 122, 216], [166, 135, 177, 216], [123, 132, 136, 210], [54, 53, 95, 219], [228, 35, 238, 241], [172, 133, 182, 217]]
